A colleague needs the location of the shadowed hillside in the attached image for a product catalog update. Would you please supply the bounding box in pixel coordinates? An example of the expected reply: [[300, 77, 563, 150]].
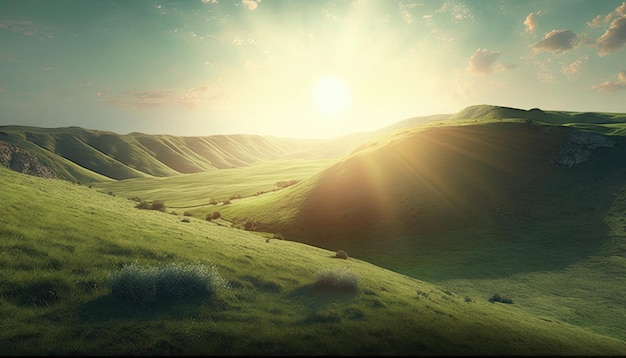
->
[[223, 121, 626, 275]]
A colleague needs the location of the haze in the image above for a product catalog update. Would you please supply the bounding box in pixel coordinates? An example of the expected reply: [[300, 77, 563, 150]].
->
[[1, 0, 625, 139]]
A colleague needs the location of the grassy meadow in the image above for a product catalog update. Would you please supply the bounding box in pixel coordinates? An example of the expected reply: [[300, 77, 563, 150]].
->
[[2, 165, 626, 355], [2, 107, 626, 354]]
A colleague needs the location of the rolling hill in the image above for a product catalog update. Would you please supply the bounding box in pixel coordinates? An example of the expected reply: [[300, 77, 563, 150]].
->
[[1, 164, 626, 355], [0, 126, 325, 182], [2, 104, 626, 353]]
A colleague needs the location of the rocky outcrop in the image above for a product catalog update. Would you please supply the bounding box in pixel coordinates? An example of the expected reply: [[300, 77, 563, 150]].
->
[[0, 141, 57, 178], [551, 130, 614, 168]]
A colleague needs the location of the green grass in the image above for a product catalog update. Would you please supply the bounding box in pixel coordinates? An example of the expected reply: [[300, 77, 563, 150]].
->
[[195, 120, 626, 344], [92, 158, 337, 207], [2, 166, 626, 355]]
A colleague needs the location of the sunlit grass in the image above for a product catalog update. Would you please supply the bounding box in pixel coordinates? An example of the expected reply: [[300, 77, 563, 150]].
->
[[2, 166, 625, 354], [92, 158, 337, 207]]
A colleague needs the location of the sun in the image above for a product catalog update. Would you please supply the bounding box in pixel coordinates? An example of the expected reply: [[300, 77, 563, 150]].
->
[[312, 76, 351, 118]]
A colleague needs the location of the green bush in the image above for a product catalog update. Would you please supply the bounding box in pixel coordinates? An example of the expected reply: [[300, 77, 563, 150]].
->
[[107, 262, 228, 306], [335, 250, 349, 260], [314, 267, 358, 292], [183, 211, 193, 217], [489, 293, 513, 304], [150, 200, 165, 211], [212, 211, 221, 219]]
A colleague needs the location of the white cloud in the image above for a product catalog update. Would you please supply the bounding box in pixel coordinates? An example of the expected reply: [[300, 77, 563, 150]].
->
[[103, 85, 221, 109], [596, 17, 626, 56], [401, 10, 413, 24], [523, 12, 538, 33], [618, 2, 626, 16], [587, 13, 614, 28], [242, 0, 260, 11], [532, 29, 579, 53], [467, 48, 502, 75], [561, 55, 588, 77], [593, 71, 626, 92], [435, 1, 474, 22]]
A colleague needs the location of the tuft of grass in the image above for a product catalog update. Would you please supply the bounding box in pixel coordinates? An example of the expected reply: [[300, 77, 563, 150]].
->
[[107, 262, 228, 306], [314, 267, 358, 292]]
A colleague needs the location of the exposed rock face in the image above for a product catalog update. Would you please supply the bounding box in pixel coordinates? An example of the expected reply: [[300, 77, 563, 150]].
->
[[0, 141, 57, 178], [551, 130, 615, 168]]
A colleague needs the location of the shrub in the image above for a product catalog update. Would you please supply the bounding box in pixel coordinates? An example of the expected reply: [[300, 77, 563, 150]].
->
[[335, 250, 349, 260], [212, 211, 221, 220], [181, 218, 190, 223], [107, 262, 228, 306], [273, 232, 285, 240], [314, 267, 358, 292], [150, 200, 165, 211], [183, 211, 193, 217], [489, 293, 513, 304], [205, 214, 213, 221]]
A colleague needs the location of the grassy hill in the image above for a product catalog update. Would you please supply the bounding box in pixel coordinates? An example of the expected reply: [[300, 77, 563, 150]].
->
[[209, 117, 626, 341], [0, 126, 326, 182], [3, 104, 626, 353], [1, 165, 626, 355]]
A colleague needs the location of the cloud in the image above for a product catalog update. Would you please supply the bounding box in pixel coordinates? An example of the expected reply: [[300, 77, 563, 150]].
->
[[467, 48, 511, 75], [0, 19, 37, 36], [561, 55, 588, 77], [587, 13, 614, 28], [588, 2, 626, 28], [178, 85, 219, 108], [201, 0, 218, 3], [242, 0, 260, 10], [523, 12, 538, 33], [618, 2, 626, 16], [103, 86, 220, 109], [400, 10, 413, 24], [593, 71, 626, 92], [532, 29, 579, 53], [596, 17, 626, 56], [434, 1, 474, 22]]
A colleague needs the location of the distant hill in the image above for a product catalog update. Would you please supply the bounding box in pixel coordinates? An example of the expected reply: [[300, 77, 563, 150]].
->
[[0, 126, 324, 182], [3, 104, 626, 183]]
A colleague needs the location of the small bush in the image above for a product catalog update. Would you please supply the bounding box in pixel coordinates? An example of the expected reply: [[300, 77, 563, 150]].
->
[[314, 267, 358, 292], [183, 211, 193, 217], [181, 218, 190, 223], [273, 232, 285, 240], [107, 262, 228, 306], [489, 293, 513, 304], [150, 200, 165, 211], [335, 250, 349, 260], [212, 211, 221, 220]]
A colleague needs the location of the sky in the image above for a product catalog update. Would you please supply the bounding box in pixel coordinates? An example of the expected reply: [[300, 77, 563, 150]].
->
[[1, 0, 625, 139]]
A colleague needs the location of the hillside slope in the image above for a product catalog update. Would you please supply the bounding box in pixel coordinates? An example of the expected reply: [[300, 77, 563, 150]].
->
[[0, 126, 324, 181], [1, 165, 625, 355], [224, 121, 624, 244]]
